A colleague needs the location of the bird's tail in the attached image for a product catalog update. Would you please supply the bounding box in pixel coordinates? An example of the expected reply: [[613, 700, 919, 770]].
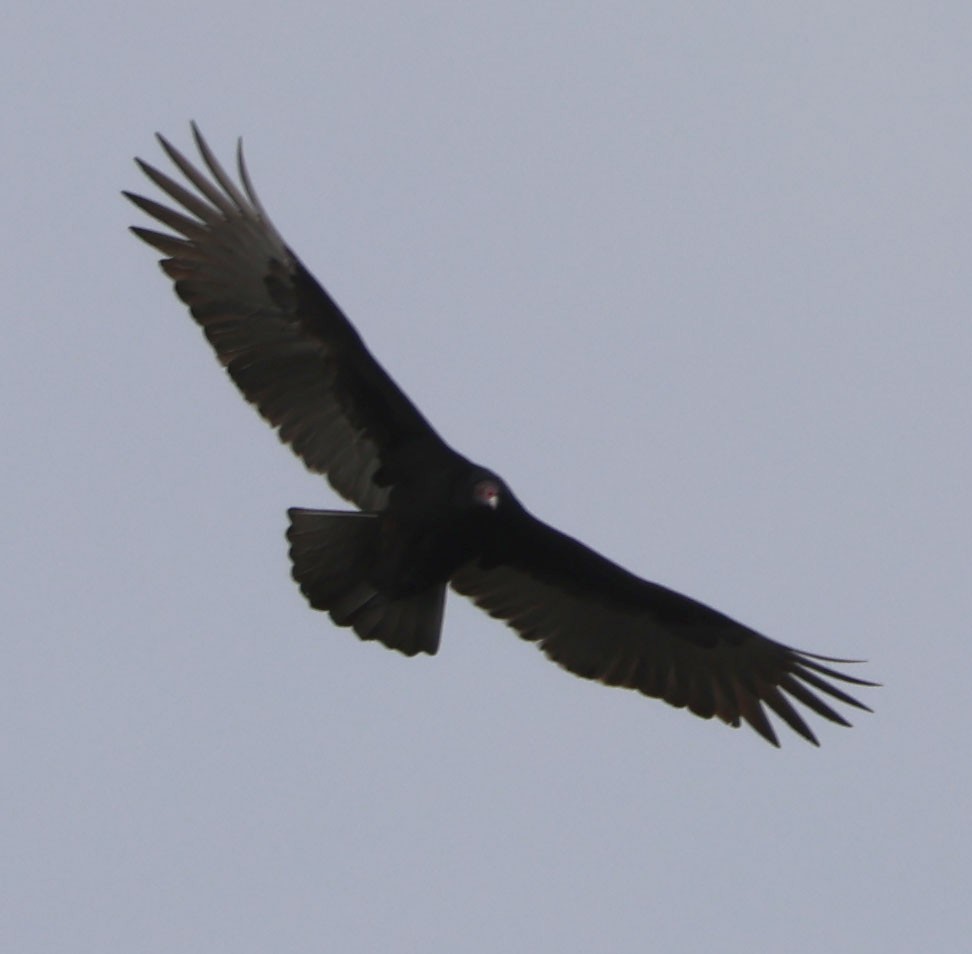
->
[[286, 508, 445, 656]]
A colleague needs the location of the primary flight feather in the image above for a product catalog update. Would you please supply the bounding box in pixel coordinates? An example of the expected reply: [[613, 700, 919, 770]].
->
[[126, 124, 875, 747]]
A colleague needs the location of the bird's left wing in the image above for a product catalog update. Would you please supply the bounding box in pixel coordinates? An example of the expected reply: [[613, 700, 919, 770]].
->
[[125, 124, 442, 510], [451, 514, 874, 746]]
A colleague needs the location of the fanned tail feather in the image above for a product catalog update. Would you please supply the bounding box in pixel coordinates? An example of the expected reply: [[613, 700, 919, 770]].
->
[[286, 508, 445, 656]]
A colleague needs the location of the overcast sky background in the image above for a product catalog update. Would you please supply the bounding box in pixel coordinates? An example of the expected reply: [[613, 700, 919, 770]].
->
[[4, 4, 971, 952]]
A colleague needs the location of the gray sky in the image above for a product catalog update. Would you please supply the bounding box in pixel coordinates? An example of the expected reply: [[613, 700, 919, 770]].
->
[[4, 4, 970, 952]]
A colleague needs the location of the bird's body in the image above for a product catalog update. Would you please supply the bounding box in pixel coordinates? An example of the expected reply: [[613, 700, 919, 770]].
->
[[127, 125, 875, 746]]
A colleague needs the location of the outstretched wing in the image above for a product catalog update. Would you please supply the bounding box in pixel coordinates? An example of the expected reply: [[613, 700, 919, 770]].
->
[[452, 513, 875, 746], [125, 123, 442, 510]]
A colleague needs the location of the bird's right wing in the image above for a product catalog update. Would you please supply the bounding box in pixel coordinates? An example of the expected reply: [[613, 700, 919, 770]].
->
[[452, 513, 875, 746], [125, 124, 442, 510]]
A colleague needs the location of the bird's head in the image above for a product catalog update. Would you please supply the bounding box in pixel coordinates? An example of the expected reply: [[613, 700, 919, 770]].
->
[[464, 469, 504, 512], [472, 476, 502, 510]]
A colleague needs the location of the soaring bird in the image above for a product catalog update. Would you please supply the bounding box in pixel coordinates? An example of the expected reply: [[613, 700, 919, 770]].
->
[[126, 125, 874, 747]]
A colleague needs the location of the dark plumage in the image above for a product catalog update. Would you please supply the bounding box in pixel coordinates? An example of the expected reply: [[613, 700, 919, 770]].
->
[[126, 124, 876, 746]]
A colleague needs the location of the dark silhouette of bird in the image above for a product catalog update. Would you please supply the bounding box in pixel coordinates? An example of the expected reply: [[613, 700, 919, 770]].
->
[[125, 124, 875, 747]]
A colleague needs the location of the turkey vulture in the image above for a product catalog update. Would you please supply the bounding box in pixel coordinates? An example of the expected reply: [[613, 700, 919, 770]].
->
[[125, 124, 875, 747]]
